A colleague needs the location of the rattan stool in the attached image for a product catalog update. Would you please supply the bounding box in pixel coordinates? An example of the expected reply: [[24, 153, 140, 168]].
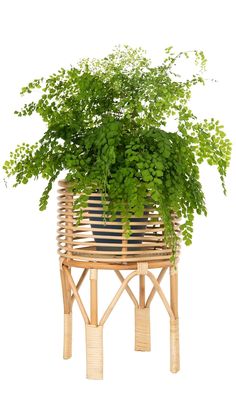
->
[[57, 180, 180, 379]]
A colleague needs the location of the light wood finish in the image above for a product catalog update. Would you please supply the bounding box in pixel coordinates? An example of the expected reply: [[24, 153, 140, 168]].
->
[[137, 262, 148, 275], [146, 270, 175, 320], [122, 238, 127, 260], [71, 268, 88, 306], [170, 266, 180, 372], [63, 266, 89, 324], [135, 307, 151, 351], [115, 270, 139, 307], [65, 189, 73, 257], [90, 269, 98, 325], [86, 325, 103, 380], [99, 270, 139, 326], [170, 318, 180, 373], [57, 180, 181, 267], [63, 313, 72, 359], [60, 267, 71, 314], [170, 266, 178, 318], [60, 267, 73, 358], [135, 270, 151, 351], [57, 181, 181, 378], [146, 267, 168, 307], [139, 274, 145, 309], [61, 258, 176, 271]]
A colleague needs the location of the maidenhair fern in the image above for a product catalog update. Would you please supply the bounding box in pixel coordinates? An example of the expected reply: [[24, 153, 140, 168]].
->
[[3, 45, 232, 254]]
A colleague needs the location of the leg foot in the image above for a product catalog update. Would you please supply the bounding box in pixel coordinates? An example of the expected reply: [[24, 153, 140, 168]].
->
[[170, 318, 180, 373], [86, 324, 103, 380], [135, 307, 151, 351], [63, 313, 72, 359]]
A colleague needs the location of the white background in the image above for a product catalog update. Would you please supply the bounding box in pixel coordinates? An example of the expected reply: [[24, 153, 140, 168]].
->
[[0, 1, 236, 418]]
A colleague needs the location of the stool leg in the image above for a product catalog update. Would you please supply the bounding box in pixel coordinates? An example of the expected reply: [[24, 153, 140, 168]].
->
[[170, 266, 180, 373], [86, 269, 103, 379], [64, 312, 72, 359], [170, 318, 179, 373], [60, 267, 72, 359], [135, 307, 151, 351], [135, 274, 151, 351], [86, 324, 103, 380]]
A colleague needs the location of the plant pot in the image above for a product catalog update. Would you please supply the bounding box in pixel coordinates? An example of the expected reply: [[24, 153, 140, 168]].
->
[[87, 195, 148, 252]]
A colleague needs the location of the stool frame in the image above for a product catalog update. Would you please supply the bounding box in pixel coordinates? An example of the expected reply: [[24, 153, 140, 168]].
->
[[57, 180, 180, 379], [60, 259, 179, 379]]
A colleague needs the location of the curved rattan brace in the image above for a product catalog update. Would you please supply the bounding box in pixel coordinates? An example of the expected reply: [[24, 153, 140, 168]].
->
[[58, 181, 180, 378], [63, 266, 90, 324], [99, 270, 139, 326], [71, 268, 88, 306], [114, 270, 139, 307], [146, 270, 175, 320], [146, 267, 168, 308]]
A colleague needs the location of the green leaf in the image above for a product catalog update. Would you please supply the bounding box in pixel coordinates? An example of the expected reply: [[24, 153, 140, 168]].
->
[[3, 44, 231, 261]]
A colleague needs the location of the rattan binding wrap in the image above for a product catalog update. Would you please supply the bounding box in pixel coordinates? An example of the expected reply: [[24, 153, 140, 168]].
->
[[86, 325, 103, 380], [170, 318, 180, 373], [57, 180, 181, 268], [135, 307, 151, 351], [63, 313, 72, 359]]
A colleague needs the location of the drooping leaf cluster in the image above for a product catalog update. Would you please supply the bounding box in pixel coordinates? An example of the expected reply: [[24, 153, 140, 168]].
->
[[3, 45, 232, 253]]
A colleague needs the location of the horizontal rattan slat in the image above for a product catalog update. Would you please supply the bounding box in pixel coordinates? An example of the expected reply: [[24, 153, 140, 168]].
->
[[61, 258, 178, 270], [57, 235, 167, 243], [57, 180, 181, 265], [58, 250, 178, 262], [57, 226, 174, 234], [58, 246, 180, 254]]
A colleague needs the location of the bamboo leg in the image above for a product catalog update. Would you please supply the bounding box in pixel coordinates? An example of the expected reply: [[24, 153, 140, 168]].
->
[[86, 269, 103, 379], [135, 274, 151, 351], [64, 313, 72, 359], [139, 274, 145, 309], [90, 269, 98, 326], [86, 324, 103, 380], [60, 267, 72, 359], [170, 266, 180, 373], [64, 267, 89, 324], [135, 306, 151, 351]]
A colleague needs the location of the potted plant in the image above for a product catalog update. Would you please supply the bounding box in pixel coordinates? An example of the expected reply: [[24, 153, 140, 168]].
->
[[3, 45, 232, 257]]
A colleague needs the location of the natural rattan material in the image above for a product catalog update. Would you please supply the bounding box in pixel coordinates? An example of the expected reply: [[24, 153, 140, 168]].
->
[[63, 313, 72, 359], [57, 180, 180, 267], [170, 318, 180, 373], [58, 180, 181, 379], [86, 325, 103, 380], [135, 307, 151, 351]]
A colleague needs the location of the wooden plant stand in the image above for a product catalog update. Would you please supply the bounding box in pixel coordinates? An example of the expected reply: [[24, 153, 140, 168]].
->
[[58, 181, 180, 379]]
